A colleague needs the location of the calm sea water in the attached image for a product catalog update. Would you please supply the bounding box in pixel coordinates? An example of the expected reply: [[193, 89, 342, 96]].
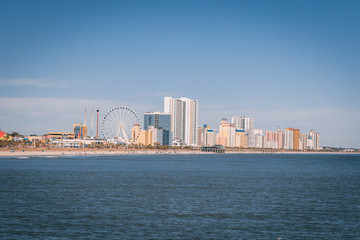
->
[[0, 154, 359, 239]]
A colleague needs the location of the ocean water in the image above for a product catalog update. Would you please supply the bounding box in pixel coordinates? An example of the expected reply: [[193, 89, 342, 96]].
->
[[0, 154, 359, 239]]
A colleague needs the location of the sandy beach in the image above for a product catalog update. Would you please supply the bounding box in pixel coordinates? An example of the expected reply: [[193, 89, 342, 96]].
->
[[0, 148, 357, 157], [0, 148, 208, 157]]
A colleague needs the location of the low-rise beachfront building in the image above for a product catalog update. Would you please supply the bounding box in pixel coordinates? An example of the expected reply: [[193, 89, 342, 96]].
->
[[131, 124, 153, 146], [0, 131, 12, 141], [52, 139, 81, 148], [24, 135, 45, 142], [73, 123, 88, 139], [48, 132, 75, 140], [51, 139, 105, 148]]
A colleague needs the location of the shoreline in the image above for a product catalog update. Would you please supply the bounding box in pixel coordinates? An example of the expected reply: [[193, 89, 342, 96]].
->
[[0, 148, 358, 157], [0, 149, 211, 157]]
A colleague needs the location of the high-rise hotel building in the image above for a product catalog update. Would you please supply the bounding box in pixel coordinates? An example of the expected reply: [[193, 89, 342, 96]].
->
[[232, 116, 255, 147], [217, 118, 236, 147], [232, 116, 254, 131], [308, 129, 320, 150], [164, 97, 198, 146], [144, 112, 171, 146]]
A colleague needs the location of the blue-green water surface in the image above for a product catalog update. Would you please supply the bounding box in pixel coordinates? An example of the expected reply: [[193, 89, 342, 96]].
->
[[0, 154, 359, 239]]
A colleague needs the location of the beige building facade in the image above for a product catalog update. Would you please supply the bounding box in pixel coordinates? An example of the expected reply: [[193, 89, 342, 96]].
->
[[131, 124, 153, 146]]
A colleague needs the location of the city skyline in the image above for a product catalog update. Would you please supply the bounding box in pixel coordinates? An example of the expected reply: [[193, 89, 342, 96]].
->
[[0, 95, 321, 149], [0, 0, 359, 148]]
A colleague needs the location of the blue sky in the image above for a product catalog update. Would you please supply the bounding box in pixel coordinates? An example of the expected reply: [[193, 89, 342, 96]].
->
[[0, 0, 359, 147]]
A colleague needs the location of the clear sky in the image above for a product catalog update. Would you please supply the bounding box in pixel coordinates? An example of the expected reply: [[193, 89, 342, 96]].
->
[[0, 0, 359, 148]]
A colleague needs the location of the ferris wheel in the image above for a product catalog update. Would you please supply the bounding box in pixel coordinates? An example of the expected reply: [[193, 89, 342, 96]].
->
[[102, 106, 141, 143]]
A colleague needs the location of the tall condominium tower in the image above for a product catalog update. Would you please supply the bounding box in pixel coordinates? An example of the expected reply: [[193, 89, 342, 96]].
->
[[218, 118, 236, 147], [284, 128, 294, 150], [164, 97, 198, 146], [232, 116, 254, 147], [285, 128, 300, 150], [308, 129, 320, 150]]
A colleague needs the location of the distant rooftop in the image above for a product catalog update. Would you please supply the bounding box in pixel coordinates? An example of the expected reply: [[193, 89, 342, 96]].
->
[[144, 111, 170, 115]]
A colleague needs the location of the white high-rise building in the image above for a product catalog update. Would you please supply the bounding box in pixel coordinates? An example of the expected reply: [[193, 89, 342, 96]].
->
[[232, 116, 254, 130], [253, 129, 264, 148], [307, 129, 320, 150], [164, 97, 198, 146], [284, 129, 294, 150], [232, 116, 255, 147]]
